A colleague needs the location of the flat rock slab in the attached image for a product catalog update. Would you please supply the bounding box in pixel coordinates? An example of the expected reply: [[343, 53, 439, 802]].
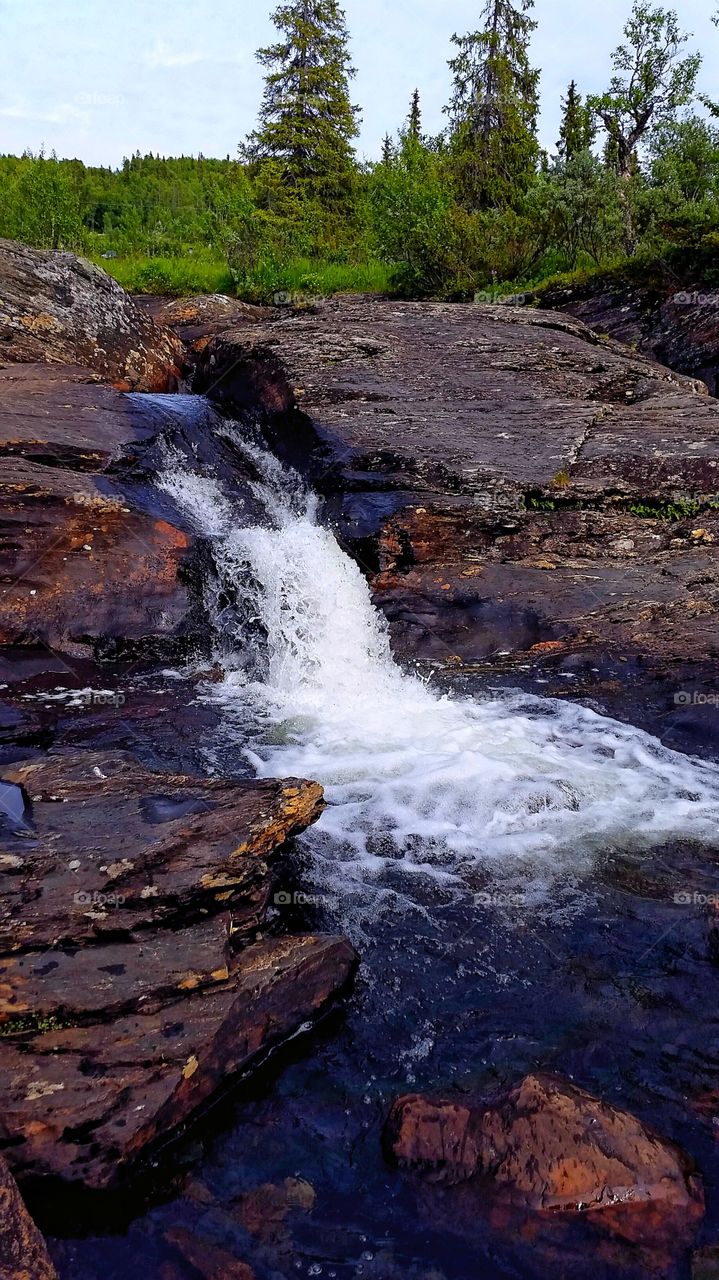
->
[[0, 749, 325, 952], [386, 1072, 704, 1251], [0, 913, 232, 1026], [0, 933, 357, 1189], [0, 238, 181, 389], [195, 297, 719, 676], [0, 1153, 57, 1278]]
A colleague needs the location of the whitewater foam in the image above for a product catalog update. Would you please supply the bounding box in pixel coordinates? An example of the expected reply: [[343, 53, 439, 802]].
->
[[157, 430, 719, 906]]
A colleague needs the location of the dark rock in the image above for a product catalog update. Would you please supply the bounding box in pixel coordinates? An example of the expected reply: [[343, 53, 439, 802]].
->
[[0, 238, 182, 389], [0, 913, 233, 1025], [137, 294, 273, 349], [0, 749, 325, 952], [386, 1073, 704, 1249], [534, 264, 719, 396], [0, 1152, 57, 1278], [193, 296, 719, 687], [693, 1243, 719, 1279], [0, 933, 357, 1189]]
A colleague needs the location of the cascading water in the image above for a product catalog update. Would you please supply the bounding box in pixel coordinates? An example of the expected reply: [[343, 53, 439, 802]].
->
[[158, 423, 719, 917]]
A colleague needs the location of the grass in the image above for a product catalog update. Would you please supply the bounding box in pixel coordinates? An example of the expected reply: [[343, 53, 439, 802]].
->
[[96, 253, 393, 301]]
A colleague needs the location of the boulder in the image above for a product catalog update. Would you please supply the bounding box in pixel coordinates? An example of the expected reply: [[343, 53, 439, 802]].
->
[[385, 1073, 704, 1249], [0, 1153, 57, 1278], [0, 238, 182, 389]]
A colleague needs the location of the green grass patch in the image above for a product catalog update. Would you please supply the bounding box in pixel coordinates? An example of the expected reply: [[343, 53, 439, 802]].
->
[[95, 254, 394, 301]]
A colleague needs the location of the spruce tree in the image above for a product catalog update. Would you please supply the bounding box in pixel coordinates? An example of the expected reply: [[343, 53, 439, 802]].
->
[[243, 1, 360, 208], [557, 81, 595, 161], [445, 0, 540, 211], [407, 89, 422, 143]]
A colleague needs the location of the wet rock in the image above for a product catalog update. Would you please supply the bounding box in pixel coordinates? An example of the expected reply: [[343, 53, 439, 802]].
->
[[0, 749, 325, 952], [0, 933, 357, 1189], [0, 913, 233, 1025], [0, 238, 181, 389], [386, 1073, 704, 1248], [0, 1152, 57, 1278], [0, 364, 198, 654], [193, 296, 719, 685], [165, 1226, 254, 1280], [236, 1176, 316, 1244]]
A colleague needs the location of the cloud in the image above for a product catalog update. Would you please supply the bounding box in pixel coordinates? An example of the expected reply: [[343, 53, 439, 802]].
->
[[143, 39, 213, 69], [0, 101, 88, 125]]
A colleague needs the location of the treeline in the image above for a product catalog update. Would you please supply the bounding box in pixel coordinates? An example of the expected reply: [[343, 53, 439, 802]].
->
[[0, 0, 717, 299]]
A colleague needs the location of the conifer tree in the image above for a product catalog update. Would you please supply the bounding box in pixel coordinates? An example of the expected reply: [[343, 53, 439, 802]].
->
[[243, 1, 360, 208], [407, 89, 422, 142], [445, 0, 540, 211], [556, 81, 595, 161]]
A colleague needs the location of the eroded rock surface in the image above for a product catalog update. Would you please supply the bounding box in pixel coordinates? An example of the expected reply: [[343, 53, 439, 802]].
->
[[0, 748, 357, 1191], [194, 295, 719, 727], [386, 1073, 704, 1249], [0, 238, 182, 389]]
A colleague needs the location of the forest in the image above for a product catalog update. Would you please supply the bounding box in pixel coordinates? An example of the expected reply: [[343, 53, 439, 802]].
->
[[0, 0, 717, 301]]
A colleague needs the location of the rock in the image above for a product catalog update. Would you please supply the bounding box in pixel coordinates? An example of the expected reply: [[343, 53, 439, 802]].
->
[[534, 260, 719, 396], [693, 1244, 719, 1279], [385, 1073, 704, 1249], [0, 1152, 57, 1280], [136, 294, 273, 348], [0, 364, 197, 655], [0, 913, 233, 1024], [0, 749, 325, 952], [192, 296, 719, 688], [0, 933, 357, 1189], [0, 1153, 57, 1278], [165, 1227, 254, 1280], [0, 238, 181, 389], [237, 1176, 316, 1243]]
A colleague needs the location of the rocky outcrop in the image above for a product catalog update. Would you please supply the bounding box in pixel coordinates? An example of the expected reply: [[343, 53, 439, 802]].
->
[[193, 295, 719, 737], [385, 1073, 704, 1250], [0, 238, 182, 389], [533, 262, 719, 395], [0, 1154, 57, 1278], [0, 748, 357, 1190]]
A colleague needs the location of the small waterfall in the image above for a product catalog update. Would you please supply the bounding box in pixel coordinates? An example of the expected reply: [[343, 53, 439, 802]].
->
[[158, 426, 719, 909]]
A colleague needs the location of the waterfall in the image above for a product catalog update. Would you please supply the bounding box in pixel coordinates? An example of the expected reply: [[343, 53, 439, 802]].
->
[[158, 426, 719, 909]]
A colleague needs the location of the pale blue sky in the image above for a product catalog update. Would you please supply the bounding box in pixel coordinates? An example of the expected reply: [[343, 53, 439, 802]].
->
[[0, 0, 715, 166]]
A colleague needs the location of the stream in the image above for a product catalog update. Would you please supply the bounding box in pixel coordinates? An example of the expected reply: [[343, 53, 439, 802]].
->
[[50, 398, 719, 1280]]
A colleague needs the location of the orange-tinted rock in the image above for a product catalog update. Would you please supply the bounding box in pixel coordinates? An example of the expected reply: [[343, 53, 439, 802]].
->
[[385, 1073, 704, 1249], [0, 238, 181, 389], [0, 934, 357, 1190], [0, 1153, 57, 1278], [165, 1226, 254, 1280]]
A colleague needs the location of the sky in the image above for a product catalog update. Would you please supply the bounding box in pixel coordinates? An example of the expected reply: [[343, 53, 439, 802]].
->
[[0, 0, 716, 168]]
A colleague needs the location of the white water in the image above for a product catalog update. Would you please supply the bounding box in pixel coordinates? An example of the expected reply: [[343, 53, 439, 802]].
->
[[158, 431, 719, 907]]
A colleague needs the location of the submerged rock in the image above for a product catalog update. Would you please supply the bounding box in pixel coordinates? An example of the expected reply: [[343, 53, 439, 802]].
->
[[0, 237, 181, 389], [385, 1073, 704, 1249]]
